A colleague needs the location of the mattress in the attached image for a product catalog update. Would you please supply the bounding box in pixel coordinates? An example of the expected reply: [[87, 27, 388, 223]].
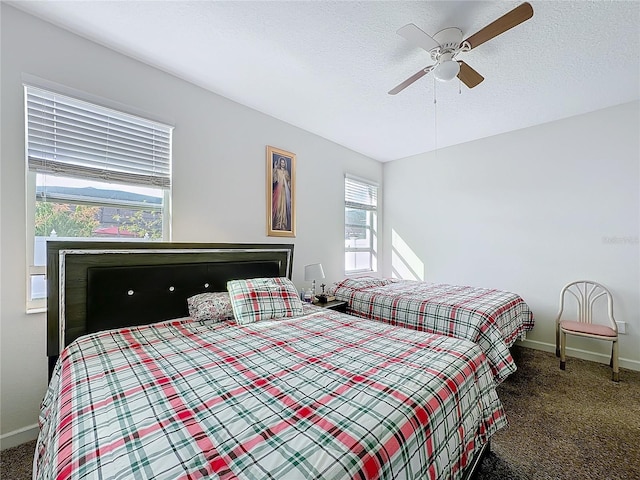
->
[[330, 278, 535, 383], [35, 308, 506, 480]]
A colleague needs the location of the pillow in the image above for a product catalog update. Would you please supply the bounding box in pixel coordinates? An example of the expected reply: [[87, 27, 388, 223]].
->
[[227, 277, 303, 325], [187, 292, 234, 323], [332, 276, 388, 291]]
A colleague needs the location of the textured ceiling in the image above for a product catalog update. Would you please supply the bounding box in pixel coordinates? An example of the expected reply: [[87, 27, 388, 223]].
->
[[10, 1, 640, 162]]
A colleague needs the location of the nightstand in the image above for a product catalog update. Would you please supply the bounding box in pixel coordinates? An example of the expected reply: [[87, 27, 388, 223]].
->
[[315, 299, 347, 313]]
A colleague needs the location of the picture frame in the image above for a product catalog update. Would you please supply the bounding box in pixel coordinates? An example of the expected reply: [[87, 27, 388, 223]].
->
[[266, 146, 296, 237]]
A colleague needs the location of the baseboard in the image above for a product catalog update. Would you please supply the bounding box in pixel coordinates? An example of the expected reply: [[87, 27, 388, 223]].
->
[[517, 339, 640, 371], [0, 424, 38, 451]]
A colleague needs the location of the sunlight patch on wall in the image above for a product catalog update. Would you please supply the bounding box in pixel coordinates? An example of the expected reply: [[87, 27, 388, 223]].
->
[[391, 229, 424, 280]]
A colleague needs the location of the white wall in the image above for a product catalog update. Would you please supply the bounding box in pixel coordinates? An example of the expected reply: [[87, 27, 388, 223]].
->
[[0, 5, 382, 448], [383, 101, 640, 370]]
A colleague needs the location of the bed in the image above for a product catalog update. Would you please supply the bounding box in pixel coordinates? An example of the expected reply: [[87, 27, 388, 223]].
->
[[329, 277, 535, 384], [35, 242, 507, 480]]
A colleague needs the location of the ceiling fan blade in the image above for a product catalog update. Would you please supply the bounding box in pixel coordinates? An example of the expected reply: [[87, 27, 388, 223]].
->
[[388, 66, 435, 95], [457, 61, 484, 88], [463, 2, 533, 50], [397, 23, 440, 52]]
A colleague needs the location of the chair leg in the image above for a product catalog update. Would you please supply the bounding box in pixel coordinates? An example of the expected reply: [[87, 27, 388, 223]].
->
[[612, 340, 619, 382], [560, 331, 566, 370], [555, 323, 560, 357], [609, 342, 616, 367]]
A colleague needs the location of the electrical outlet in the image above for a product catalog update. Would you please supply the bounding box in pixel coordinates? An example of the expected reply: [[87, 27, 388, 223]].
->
[[616, 321, 626, 335]]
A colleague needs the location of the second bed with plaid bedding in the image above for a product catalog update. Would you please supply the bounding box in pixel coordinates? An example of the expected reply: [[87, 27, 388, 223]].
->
[[330, 278, 535, 384], [35, 309, 506, 480]]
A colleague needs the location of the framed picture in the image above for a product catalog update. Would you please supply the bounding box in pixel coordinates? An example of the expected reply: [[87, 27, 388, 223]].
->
[[266, 146, 296, 237]]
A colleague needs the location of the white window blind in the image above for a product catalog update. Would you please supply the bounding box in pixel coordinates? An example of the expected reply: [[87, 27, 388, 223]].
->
[[345, 176, 378, 210], [26, 86, 172, 188]]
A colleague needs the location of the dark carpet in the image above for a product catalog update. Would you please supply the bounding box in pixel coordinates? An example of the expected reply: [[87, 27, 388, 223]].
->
[[2, 346, 639, 479], [476, 345, 640, 480]]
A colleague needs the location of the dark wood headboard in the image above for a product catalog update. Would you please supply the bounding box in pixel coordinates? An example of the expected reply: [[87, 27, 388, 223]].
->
[[47, 242, 294, 377]]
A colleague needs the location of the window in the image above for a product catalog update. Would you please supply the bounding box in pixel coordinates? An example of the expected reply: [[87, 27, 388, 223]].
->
[[344, 175, 378, 274], [25, 85, 173, 310]]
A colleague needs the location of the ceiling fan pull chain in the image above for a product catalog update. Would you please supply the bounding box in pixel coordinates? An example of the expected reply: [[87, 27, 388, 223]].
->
[[433, 77, 437, 104], [433, 77, 439, 157]]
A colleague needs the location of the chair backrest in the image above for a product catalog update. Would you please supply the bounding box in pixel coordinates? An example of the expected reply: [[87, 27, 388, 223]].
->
[[557, 280, 616, 328]]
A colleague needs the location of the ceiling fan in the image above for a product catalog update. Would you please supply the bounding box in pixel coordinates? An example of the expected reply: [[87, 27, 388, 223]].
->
[[389, 2, 533, 95]]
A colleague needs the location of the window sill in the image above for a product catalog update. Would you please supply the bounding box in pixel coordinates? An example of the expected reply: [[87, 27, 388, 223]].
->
[[345, 270, 377, 276], [26, 306, 46, 315]]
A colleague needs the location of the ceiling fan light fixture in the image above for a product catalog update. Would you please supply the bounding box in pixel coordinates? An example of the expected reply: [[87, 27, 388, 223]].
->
[[433, 60, 460, 82]]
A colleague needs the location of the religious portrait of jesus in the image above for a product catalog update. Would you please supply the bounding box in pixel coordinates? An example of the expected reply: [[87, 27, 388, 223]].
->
[[266, 146, 296, 237]]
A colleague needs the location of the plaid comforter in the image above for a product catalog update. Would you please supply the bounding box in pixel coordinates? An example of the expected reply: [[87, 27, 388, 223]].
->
[[330, 279, 535, 384], [35, 309, 506, 480]]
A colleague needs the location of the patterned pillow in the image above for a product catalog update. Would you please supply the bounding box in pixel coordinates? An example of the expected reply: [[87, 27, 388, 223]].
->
[[227, 277, 303, 325], [187, 292, 235, 323], [331, 276, 388, 291]]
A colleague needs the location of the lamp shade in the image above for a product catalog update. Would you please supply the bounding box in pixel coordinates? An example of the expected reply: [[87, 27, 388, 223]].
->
[[304, 263, 325, 281], [433, 60, 460, 82]]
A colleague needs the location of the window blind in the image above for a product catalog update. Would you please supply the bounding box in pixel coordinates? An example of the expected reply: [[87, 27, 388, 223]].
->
[[345, 176, 377, 210], [25, 86, 172, 188]]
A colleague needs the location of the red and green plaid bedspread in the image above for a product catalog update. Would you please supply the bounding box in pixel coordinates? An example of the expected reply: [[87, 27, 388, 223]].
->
[[35, 310, 506, 480], [330, 279, 535, 384]]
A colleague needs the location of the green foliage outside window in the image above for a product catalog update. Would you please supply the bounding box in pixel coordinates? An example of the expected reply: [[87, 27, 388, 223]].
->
[[35, 202, 162, 239], [35, 202, 99, 237], [113, 210, 163, 239]]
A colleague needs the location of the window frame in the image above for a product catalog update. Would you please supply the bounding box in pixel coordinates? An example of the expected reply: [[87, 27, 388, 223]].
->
[[24, 84, 173, 312], [344, 175, 379, 275]]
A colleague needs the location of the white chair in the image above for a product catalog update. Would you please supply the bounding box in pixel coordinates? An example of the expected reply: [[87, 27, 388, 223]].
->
[[555, 280, 619, 382]]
